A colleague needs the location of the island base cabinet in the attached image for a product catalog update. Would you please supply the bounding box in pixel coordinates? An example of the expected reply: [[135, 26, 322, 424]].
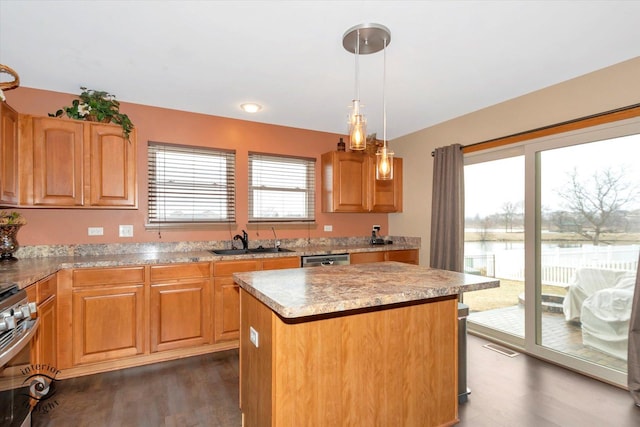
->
[[240, 290, 459, 427]]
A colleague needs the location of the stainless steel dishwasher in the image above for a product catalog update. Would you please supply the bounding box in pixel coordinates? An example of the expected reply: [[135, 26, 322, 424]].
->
[[300, 253, 350, 267]]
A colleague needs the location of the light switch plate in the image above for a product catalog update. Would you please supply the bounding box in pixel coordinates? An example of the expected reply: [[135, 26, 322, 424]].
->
[[324, 225, 333, 232], [88, 227, 104, 236], [119, 225, 134, 237]]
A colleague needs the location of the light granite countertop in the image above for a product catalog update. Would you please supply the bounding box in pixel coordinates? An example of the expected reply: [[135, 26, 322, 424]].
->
[[234, 261, 500, 319], [0, 240, 420, 291]]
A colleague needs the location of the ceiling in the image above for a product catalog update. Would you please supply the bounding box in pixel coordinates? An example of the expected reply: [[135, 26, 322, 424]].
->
[[1, 1, 639, 140]]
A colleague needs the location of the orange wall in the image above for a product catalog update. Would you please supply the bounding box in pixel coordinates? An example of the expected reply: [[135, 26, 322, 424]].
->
[[4, 87, 389, 245]]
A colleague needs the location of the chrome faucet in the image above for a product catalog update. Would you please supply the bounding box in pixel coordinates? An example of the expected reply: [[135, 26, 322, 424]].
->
[[233, 230, 249, 250], [271, 226, 280, 249]]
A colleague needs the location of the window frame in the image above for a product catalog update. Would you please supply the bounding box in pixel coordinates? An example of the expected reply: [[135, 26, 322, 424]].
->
[[146, 141, 236, 229], [247, 152, 316, 223]]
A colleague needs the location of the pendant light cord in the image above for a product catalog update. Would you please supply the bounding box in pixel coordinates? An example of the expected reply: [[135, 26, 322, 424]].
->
[[355, 29, 360, 104], [383, 36, 387, 147]]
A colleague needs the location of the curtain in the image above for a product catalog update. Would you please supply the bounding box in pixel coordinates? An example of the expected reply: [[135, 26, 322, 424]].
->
[[628, 253, 640, 406], [429, 143, 464, 272]]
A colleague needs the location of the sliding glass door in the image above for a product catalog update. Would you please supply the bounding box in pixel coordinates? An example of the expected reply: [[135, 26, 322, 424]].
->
[[464, 118, 640, 385]]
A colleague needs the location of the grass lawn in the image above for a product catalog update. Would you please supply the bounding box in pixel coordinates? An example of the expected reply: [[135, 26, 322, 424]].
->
[[462, 278, 566, 311]]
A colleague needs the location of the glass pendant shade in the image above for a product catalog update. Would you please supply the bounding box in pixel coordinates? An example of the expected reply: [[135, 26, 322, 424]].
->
[[376, 146, 394, 180], [349, 100, 367, 150]]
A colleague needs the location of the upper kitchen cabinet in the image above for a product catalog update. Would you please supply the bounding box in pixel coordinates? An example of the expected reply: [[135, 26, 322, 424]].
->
[[321, 151, 402, 213], [10, 115, 137, 208], [32, 116, 85, 206], [0, 102, 19, 204], [89, 123, 137, 207]]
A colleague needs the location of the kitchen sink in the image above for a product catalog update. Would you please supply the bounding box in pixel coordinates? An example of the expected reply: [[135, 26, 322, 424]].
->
[[210, 247, 295, 255], [248, 247, 295, 253], [210, 249, 250, 255]]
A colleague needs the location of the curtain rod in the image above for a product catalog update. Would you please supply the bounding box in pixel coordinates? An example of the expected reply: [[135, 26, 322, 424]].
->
[[430, 102, 640, 157]]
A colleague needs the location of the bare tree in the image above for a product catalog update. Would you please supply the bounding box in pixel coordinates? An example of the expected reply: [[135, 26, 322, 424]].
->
[[501, 201, 523, 232], [558, 167, 638, 245]]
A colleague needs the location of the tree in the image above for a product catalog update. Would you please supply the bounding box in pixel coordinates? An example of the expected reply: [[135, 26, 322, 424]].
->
[[558, 166, 638, 245], [501, 201, 522, 232]]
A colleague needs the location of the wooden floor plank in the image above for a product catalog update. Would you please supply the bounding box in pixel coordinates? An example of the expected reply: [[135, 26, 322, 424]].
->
[[32, 336, 640, 427]]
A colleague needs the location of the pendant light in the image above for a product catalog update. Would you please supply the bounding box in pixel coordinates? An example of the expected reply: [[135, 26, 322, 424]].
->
[[343, 24, 391, 151], [345, 27, 366, 150], [376, 33, 394, 180]]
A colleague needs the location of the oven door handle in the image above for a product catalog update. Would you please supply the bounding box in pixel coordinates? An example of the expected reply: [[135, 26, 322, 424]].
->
[[0, 317, 40, 367]]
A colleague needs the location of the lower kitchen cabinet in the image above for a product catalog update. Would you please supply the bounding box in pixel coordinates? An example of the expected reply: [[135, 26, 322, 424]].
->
[[350, 249, 419, 265], [72, 282, 145, 365], [386, 249, 419, 265], [214, 260, 259, 343], [213, 257, 300, 343], [64, 266, 146, 366], [25, 273, 57, 368], [150, 263, 212, 352], [36, 292, 57, 369]]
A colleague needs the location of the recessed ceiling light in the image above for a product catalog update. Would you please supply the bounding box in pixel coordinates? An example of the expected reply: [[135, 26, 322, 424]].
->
[[240, 103, 262, 113]]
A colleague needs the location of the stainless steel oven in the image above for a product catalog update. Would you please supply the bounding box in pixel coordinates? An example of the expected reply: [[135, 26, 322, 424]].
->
[[0, 285, 39, 427]]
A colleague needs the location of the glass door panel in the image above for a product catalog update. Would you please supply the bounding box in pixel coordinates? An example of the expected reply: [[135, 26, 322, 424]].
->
[[464, 155, 525, 339], [538, 135, 640, 374]]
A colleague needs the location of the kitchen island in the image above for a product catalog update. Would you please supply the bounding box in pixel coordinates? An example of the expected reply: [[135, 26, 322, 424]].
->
[[234, 261, 499, 427]]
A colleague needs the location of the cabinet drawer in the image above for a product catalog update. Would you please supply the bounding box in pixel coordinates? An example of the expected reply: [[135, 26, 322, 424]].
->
[[73, 266, 145, 287], [37, 274, 57, 303], [261, 257, 300, 271], [150, 262, 210, 282], [214, 260, 259, 276], [386, 249, 419, 264], [350, 251, 385, 264]]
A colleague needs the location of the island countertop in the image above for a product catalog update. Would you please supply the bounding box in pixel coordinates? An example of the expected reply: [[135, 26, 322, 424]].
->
[[234, 261, 499, 318]]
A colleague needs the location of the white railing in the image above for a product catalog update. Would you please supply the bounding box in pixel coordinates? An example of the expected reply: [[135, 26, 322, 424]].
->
[[465, 245, 639, 287]]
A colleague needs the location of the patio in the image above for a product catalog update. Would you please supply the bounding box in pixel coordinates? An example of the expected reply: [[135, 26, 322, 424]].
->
[[468, 305, 628, 372]]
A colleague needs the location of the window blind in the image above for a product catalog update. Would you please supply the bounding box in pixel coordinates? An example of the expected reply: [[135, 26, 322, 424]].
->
[[148, 142, 236, 225], [248, 152, 315, 222]]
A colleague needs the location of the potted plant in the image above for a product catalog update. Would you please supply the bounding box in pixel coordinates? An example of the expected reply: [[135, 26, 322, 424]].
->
[[0, 211, 26, 262], [49, 86, 134, 140]]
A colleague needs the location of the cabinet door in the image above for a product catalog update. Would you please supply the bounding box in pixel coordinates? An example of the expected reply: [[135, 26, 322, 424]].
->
[[213, 260, 259, 342], [36, 295, 57, 368], [350, 251, 385, 264], [371, 157, 403, 212], [322, 151, 369, 212], [150, 280, 211, 352], [89, 124, 137, 207], [72, 285, 144, 365], [214, 276, 242, 342], [32, 117, 84, 206], [0, 103, 19, 204]]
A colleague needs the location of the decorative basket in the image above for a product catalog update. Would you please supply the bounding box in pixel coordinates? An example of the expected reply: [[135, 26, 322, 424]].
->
[[0, 64, 20, 91]]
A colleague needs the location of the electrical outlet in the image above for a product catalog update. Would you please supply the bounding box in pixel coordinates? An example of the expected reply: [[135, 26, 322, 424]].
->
[[119, 225, 134, 237], [249, 326, 259, 348], [324, 225, 333, 232], [88, 227, 103, 236]]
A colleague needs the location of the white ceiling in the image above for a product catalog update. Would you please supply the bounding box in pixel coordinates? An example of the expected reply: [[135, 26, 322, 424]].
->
[[1, 1, 639, 140]]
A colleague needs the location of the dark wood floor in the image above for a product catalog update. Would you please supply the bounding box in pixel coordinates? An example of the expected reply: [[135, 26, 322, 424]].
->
[[32, 335, 640, 427]]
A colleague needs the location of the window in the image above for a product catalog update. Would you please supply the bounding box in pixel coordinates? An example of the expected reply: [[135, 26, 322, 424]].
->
[[147, 142, 236, 225], [248, 152, 315, 222]]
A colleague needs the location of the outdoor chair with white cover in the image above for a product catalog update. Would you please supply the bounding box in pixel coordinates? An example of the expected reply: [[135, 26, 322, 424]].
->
[[562, 267, 636, 360]]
